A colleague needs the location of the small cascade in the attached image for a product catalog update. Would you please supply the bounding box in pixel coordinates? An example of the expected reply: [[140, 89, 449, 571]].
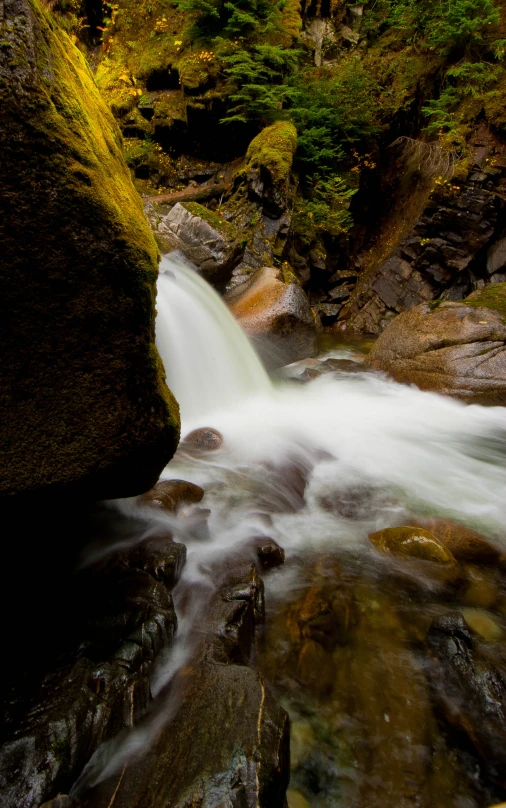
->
[[155, 256, 270, 424]]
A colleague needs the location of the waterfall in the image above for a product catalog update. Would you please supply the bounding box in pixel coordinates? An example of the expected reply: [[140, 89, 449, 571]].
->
[[155, 255, 270, 424], [74, 257, 506, 796]]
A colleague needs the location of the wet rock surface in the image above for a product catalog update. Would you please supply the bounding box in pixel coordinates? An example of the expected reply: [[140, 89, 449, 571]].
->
[[368, 296, 506, 404], [78, 566, 290, 808], [0, 520, 185, 808], [427, 613, 506, 785], [180, 426, 224, 453], [226, 267, 319, 364], [138, 478, 205, 512]]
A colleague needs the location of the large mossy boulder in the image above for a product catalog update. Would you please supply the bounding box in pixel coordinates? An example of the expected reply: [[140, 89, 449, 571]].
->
[[369, 284, 506, 404], [0, 0, 180, 501]]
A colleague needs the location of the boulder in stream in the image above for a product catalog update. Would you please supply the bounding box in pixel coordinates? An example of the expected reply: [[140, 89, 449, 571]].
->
[[369, 286, 506, 404], [225, 266, 320, 364], [77, 565, 290, 808]]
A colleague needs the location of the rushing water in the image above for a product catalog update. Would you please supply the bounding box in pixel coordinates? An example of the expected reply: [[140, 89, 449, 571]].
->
[[156, 256, 270, 422], [75, 257, 506, 805]]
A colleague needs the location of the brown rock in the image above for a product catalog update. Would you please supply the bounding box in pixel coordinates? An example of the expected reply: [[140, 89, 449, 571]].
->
[[369, 526, 457, 565], [139, 479, 204, 512], [180, 427, 223, 452], [225, 267, 319, 363], [414, 517, 501, 564], [369, 297, 506, 404]]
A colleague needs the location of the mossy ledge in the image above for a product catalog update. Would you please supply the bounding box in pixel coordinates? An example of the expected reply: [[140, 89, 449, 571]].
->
[[0, 0, 180, 501], [465, 283, 506, 319], [244, 122, 298, 187]]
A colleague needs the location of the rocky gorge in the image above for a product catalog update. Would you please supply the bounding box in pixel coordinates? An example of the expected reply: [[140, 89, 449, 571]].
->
[[4, 0, 506, 807]]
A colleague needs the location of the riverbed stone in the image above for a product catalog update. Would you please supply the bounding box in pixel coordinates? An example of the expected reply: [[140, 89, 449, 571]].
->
[[0, 0, 179, 502], [462, 608, 503, 642], [369, 526, 457, 564], [414, 517, 501, 564], [225, 266, 319, 364], [426, 612, 506, 785], [180, 426, 224, 452], [138, 479, 204, 511], [369, 292, 506, 404]]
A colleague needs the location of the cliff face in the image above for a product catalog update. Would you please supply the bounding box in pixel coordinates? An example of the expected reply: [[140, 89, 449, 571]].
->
[[0, 0, 180, 501]]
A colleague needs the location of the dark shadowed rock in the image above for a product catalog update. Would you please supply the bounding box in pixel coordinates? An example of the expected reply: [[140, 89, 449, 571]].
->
[[369, 292, 506, 404], [0, 0, 179, 502], [426, 612, 506, 785], [250, 536, 286, 570], [77, 566, 289, 808], [0, 534, 185, 808], [138, 479, 204, 511], [225, 267, 319, 364]]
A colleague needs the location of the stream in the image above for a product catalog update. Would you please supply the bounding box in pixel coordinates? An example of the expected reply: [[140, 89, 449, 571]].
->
[[77, 256, 506, 807]]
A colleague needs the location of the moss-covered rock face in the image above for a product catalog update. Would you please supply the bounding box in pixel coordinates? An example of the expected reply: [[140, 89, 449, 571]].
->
[[0, 0, 180, 501]]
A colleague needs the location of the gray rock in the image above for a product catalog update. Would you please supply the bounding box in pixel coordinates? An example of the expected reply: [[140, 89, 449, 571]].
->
[[158, 203, 244, 286], [369, 295, 506, 404], [487, 235, 506, 274]]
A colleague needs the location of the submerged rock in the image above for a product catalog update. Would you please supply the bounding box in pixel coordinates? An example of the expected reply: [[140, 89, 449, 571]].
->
[[414, 517, 501, 565], [157, 202, 245, 286], [369, 526, 456, 564], [426, 613, 506, 785], [369, 291, 506, 404], [0, 0, 179, 502], [225, 266, 319, 364]]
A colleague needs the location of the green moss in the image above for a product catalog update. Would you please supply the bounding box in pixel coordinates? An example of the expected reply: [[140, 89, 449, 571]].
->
[[0, 0, 180, 499], [465, 283, 506, 317], [244, 121, 297, 186]]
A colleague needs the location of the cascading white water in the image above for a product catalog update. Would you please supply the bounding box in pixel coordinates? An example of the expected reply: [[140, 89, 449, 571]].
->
[[75, 258, 506, 795], [156, 255, 270, 423]]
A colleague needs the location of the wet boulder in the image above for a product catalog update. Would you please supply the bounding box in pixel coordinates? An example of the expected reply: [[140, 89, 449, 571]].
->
[[369, 288, 506, 404], [369, 526, 457, 565], [157, 202, 245, 287], [77, 566, 290, 808], [225, 266, 320, 364], [0, 0, 179, 502], [138, 479, 204, 512], [180, 427, 224, 453], [413, 517, 502, 565]]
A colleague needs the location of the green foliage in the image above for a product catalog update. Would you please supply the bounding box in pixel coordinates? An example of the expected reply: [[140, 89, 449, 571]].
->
[[292, 176, 357, 244], [386, 0, 501, 55], [218, 40, 300, 123], [288, 59, 381, 175]]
